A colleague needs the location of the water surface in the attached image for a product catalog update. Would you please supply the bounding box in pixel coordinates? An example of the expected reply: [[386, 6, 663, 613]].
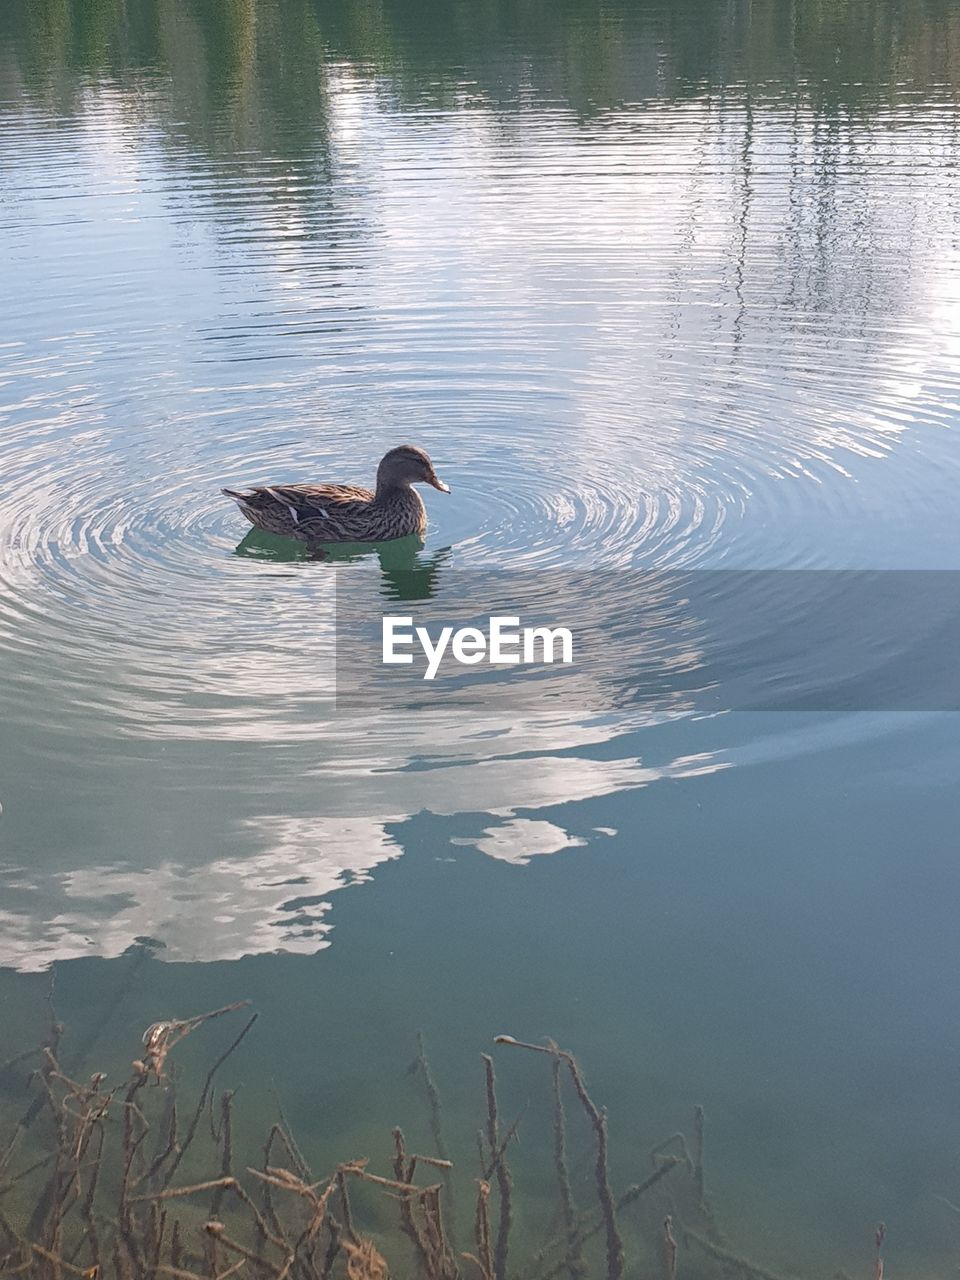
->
[[2, 1, 960, 1273]]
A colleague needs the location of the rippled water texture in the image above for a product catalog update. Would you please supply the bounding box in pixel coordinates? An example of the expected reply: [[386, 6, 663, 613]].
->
[[3, 2, 960, 749], [2, 1, 960, 1274]]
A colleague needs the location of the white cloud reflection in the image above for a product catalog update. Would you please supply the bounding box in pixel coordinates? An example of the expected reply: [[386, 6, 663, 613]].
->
[[452, 818, 586, 865], [0, 749, 726, 970]]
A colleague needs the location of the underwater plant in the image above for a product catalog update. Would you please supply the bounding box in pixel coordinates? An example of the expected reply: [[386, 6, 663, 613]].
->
[[0, 999, 882, 1280]]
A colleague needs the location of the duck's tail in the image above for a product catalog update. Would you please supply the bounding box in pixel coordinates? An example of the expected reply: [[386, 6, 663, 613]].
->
[[221, 487, 250, 503]]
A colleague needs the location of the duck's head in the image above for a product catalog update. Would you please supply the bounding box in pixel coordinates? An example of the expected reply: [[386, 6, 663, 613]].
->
[[378, 445, 450, 493]]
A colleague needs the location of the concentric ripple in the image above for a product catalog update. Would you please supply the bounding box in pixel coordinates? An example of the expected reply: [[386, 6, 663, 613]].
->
[[2, 47, 960, 747]]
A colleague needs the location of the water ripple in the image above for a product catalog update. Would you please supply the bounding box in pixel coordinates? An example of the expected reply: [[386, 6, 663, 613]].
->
[[1, 70, 959, 745]]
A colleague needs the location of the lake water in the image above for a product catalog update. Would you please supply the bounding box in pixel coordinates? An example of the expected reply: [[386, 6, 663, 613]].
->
[[2, 1, 960, 1275]]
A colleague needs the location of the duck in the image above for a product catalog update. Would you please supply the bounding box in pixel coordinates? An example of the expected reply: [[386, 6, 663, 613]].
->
[[222, 445, 449, 544]]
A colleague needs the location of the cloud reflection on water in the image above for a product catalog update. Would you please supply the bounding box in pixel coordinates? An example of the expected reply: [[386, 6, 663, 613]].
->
[[0, 747, 724, 969]]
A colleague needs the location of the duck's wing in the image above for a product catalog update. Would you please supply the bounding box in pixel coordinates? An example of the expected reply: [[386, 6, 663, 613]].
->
[[268, 483, 373, 513], [224, 483, 372, 517]]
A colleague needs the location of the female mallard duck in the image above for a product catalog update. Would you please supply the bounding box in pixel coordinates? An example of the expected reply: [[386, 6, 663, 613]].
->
[[222, 445, 449, 544]]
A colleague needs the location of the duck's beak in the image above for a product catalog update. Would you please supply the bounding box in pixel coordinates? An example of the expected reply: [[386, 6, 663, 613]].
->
[[428, 474, 450, 493]]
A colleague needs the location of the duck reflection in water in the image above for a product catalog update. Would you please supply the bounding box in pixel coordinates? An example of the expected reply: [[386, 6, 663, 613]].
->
[[233, 528, 451, 602]]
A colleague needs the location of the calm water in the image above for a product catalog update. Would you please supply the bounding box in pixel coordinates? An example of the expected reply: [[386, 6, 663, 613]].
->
[[2, 0, 960, 1273]]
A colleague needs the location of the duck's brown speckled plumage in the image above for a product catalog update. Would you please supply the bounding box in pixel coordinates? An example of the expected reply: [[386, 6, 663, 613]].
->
[[222, 445, 449, 544]]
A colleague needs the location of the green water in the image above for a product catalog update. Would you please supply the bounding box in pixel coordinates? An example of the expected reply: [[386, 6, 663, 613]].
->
[[3, 0, 960, 1273]]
